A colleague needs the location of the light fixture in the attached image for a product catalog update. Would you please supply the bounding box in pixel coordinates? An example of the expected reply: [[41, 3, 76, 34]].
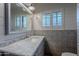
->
[[28, 4, 35, 11]]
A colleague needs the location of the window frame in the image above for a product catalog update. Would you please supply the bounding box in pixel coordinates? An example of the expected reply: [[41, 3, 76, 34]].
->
[[15, 15, 28, 29], [22, 16, 28, 28], [41, 11, 63, 30], [42, 13, 51, 28], [52, 12, 63, 30]]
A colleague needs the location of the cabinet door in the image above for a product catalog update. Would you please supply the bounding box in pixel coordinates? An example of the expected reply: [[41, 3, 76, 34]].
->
[[34, 41, 44, 56]]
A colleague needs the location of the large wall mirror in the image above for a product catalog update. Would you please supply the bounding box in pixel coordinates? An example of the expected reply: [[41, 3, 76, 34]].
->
[[5, 3, 32, 35]]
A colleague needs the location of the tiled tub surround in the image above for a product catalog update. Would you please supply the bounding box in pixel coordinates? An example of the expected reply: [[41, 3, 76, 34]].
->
[[33, 30, 77, 56], [0, 36, 44, 56]]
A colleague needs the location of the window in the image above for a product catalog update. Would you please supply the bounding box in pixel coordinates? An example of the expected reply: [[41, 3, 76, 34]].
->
[[22, 16, 28, 28], [15, 16, 28, 29], [42, 12, 63, 30], [53, 13, 57, 26], [16, 16, 21, 28], [52, 12, 62, 29], [42, 14, 50, 26], [57, 12, 62, 26]]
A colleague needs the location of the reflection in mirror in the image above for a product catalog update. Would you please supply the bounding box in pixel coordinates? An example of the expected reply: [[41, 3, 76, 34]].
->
[[9, 3, 30, 33]]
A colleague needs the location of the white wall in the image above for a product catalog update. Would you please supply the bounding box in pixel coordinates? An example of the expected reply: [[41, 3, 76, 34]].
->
[[32, 3, 76, 30]]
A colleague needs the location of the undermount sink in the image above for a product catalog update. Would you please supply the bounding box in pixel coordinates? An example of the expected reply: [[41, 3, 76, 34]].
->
[[30, 36, 44, 43], [31, 38, 39, 43]]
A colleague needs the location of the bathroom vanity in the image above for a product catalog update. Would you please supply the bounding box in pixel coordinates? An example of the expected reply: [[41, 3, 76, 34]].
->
[[0, 36, 44, 56]]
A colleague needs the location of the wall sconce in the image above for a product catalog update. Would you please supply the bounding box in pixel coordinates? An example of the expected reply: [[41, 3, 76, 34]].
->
[[28, 4, 35, 11]]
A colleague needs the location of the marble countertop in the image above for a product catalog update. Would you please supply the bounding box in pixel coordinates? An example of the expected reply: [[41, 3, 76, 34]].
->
[[0, 36, 44, 56]]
